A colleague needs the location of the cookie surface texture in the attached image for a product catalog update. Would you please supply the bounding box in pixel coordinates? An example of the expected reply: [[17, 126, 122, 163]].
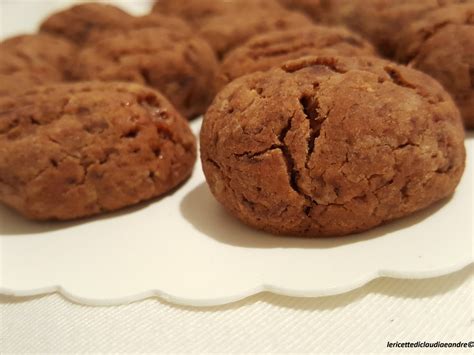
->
[[201, 56, 466, 237]]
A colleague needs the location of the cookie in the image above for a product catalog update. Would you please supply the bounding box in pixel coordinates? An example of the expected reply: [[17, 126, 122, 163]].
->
[[278, 0, 327, 22], [0, 34, 77, 96], [198, 10, 314, 58], [130, 14, 191, 34], [40, 3, 191, 45], [40, 3, 130, 44], [0, 71, 59, 97], [152, 0, 284, 26], [200, 55, 466, 237], [217, 26, 377, 88], [84, 13, 193, 43], [317, 0, 472, 58], [73, 28, 218, 119], [0, 82, 196, 220], [279, 1, 473, 57], [397, 3, 474, 128]]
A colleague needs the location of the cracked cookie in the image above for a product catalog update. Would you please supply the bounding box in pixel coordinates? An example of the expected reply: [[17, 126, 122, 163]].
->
[[397, 3, 474, 129], [72, 28, 218, 119], [217, 26, 377, 89], [201, 55, 466, 237], [198, 10, 314, 58], [152, 0, 284, 26], [0, 34, 77, 96], [0, 82, 196, 220], [40, 3, 191, 44]]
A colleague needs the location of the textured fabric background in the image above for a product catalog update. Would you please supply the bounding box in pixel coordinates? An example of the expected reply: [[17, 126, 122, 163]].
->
[[1, 265, 472, 353]]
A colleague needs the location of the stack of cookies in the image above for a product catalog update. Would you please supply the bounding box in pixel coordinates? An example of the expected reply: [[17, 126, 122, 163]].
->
[[0, 0, 470, 238]]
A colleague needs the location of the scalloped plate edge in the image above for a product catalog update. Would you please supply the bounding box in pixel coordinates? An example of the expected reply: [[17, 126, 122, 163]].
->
[[2, 259, 472, 307]]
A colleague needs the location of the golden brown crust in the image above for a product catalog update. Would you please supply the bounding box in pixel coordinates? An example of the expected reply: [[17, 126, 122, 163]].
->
[[397, 3, 474, 128], [201, 55, 466, 237], [0, 82, 196, 220], [72, 28, 219, 119], [217, 26, 377, 88], [0, 34, 77, 96], [198, 10, 314, 58]]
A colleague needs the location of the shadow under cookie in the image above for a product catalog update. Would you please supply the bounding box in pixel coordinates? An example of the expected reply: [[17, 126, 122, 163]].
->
[[179, 182, 452, 249]]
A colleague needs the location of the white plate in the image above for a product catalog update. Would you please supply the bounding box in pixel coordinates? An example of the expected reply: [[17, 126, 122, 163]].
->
[[0, 120, 472, 306], [0, 1, 472, 307]]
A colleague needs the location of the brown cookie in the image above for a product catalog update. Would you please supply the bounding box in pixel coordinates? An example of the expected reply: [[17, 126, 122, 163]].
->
[[217, 26, 377, 88], [73, 28, 218, 119], [200, 55, 466, 237], [280, 1, 473, 57], [278, 0, 327, 22], [198, 10, 314, 58], [315, 0, 473, 58], [0, 82, 196, 221], [152, 0, 284, 26], [40, 3, 130, 44], [397, 3, 474, 128], [85, 13, 193, 43], [0, 34, 77, 96], [40, 3, 191, 45]]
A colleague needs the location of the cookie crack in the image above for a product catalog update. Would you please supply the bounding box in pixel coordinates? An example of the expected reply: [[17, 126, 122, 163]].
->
[[281, 56, 346, 74], [382, 65, 443, 104], [299, 92, 327, 169], [406, 21, 452, 63], [249, 41, 323, 60], [383, 66, 416, 90], [27, 136, 85, 185], [234, 144, 283, 159], [206, 158, 221, 170]]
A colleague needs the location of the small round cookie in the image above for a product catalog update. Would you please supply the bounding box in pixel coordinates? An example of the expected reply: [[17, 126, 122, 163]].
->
[[397, 3, 474, 128], [85, 13, 193, 43], [152, 0, 284, 26], [278, 0, 327, 22], [217, 26, 377, 88], [318, 0, 473, 58], [0, 82, 196, 221], [198, 10, 314, 58], [73, 28, 218, 119], [201, 55, 466, 237], [40, 3, 131, 44], [39, 3, 192, 45], [0, 34, 77, 96], [130, 14, 191, 34]]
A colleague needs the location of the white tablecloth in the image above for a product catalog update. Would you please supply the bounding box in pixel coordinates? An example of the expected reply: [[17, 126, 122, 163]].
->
[[2, 266, 473, 353]]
